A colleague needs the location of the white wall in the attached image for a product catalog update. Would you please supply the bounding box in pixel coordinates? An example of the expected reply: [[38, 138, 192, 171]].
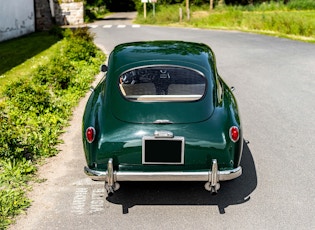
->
[[0, 0, 35, 42]]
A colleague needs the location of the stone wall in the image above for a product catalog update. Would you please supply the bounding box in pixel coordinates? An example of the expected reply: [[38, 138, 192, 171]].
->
[[35, 0, 83, 31], [34, 0, 54, 31], [54, 0, 84, 26]]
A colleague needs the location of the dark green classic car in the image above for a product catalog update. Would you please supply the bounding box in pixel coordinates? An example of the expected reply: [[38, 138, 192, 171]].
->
[[83, 41, 243, 195]]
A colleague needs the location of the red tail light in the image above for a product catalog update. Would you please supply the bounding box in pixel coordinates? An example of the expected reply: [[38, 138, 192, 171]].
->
[[229, 126, 239, 142], [86, 127, 96, 143]]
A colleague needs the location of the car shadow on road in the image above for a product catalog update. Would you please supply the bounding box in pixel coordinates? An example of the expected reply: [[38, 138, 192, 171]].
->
[[107, 140, 257, 214]]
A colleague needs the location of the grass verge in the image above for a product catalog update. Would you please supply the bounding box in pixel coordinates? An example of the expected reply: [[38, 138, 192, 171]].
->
[[0, 28, 105, 229], [135, 3, 315, 42], [0, 32, 62, 93]]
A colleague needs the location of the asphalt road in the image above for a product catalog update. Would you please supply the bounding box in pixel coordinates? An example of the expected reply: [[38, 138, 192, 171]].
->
[[11, 12, 315, 230]]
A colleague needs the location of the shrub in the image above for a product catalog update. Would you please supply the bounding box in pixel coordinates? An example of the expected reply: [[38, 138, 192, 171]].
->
[[0, 157, 35, 229], [65, 38, 98, 62], [34, 56, 76, 90], [85, 0, 109, 22], [63, 27, 98, 62], [0, 103, 28, 160], [4, 80, 51, 114]]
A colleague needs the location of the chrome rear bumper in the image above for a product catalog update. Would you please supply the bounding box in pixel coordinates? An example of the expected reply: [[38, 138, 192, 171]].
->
[[84, 165, 242, 182], [84, 158, 242, 194]]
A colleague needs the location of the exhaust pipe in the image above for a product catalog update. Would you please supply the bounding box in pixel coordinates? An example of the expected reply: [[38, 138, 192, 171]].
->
[[105, 158, 120, 196], [204, 159, 221, 194]]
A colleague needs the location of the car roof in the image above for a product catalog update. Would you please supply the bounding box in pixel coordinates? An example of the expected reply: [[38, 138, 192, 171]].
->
[[104, 41, 217, 124], [107, 41, 216, 75]]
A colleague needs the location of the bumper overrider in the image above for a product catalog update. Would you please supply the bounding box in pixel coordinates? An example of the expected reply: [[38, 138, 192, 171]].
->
[[85, 158, 242, 195]]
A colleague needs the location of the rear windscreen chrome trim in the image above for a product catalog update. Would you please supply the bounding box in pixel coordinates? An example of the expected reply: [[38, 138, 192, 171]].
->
[[118, 64, 208, 103]]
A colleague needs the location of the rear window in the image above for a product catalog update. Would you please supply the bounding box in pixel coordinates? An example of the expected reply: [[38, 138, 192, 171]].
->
[[119, 66, 206, 102]]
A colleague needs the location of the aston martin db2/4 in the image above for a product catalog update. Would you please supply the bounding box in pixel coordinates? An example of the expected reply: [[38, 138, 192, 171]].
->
[[83, 41, 243, 195]]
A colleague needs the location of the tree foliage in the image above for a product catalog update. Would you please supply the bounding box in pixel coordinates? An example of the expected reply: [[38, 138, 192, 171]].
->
[[104, 0, 136, 11]]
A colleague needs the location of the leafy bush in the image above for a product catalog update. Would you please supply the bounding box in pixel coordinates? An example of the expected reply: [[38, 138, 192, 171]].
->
[[85, 0, 109, 22], [4, 80, 52, 114], [71, 26, 95, 42], [0, 104, 28, 161], [64, 27, 98, 62], [65, 38, 97, 62], [0, 150, 35, 229], [34, 56, 76, 90], [0, 186, 31, 229]]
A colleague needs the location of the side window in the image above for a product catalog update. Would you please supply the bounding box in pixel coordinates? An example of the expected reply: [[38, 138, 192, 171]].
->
[[119, 66, 206, 102]]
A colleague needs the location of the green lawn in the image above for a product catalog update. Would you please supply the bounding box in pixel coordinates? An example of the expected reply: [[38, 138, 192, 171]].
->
[[0, 32, 61, 91], [135, 4, 315, 43]]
